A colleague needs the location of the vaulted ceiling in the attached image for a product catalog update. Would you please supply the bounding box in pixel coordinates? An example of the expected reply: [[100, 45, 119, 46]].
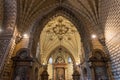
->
[[0, 0, 103, 37], [16, 0, 100, 33], [40, 16, 81, 62], [0, 0, 105, 56], [0, 0, 109, 56]]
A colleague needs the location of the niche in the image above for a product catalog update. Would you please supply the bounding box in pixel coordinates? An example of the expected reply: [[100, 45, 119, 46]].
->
[[89, 49, 109, 80]]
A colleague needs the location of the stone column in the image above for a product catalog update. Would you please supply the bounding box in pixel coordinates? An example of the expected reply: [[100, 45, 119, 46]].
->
[[0, 0, 17, 72], [79, 66, 84, 80]]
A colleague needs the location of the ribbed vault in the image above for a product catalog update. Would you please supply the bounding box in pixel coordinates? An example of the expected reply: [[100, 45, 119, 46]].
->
[[1, 0, 120, 79], [40, 16, 81, 64], [16, 0, 101, 35], [30, 7, 92, 56]]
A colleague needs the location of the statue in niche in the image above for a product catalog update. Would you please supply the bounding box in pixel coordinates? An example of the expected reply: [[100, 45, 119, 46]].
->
[[94, 51, 108, 80], [14, 51, 28, 80], [89, 49, 109, 80], [14, 66, 27, 80], [95, 67, 108, 80]]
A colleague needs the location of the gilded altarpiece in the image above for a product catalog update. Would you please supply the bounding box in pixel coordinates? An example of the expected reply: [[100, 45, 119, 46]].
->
[[54, 57, 67, 80]]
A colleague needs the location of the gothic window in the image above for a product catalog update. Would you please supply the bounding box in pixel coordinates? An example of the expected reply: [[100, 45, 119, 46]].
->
[[68, 57, 72, 63], [49, 57, 53, 64]]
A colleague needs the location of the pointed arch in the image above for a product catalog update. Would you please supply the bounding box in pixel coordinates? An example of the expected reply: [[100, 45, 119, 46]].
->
[[46, 45, 76, 64], [15, 48, 30, 56], [29, 6, 92, 57]]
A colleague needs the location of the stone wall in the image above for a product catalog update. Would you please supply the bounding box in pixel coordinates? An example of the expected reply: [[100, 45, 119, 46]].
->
[[100, 0, 120, 79]]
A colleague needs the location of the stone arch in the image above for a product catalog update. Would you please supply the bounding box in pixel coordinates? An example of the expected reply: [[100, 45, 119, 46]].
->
[[92, 49, 106, 57], [15, 48, 30, 57], [29, 6, 92, 57], [46, 46, 76, 64]]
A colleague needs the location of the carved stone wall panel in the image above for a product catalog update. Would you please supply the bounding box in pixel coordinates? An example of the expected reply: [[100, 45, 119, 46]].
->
[[0, 39, 10, 64], [0, 35, 13, 72], [0, 0, 17, 73], [100, 0, 120, 79], [0, 37, 16, 80]]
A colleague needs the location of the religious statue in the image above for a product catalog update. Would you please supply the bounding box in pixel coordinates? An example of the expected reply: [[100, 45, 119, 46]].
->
[[14, 67, 27, 80]]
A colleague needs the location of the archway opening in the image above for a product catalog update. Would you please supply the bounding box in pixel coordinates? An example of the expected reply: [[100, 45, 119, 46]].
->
[[39, 16, 82, 80], [47, 47, 74, 80]]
